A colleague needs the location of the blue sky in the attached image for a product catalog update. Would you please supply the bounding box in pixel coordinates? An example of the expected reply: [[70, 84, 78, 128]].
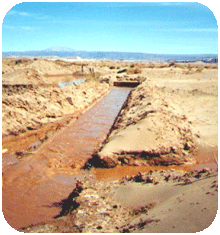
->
[[2, 2, 218, 54]]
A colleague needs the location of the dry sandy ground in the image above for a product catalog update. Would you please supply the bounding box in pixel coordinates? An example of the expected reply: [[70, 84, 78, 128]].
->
[[2, 58, 218, 232]]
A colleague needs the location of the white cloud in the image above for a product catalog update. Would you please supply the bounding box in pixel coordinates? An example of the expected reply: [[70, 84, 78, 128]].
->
[[3, 24, 40, 31], [2, 25, 15, 29], [19, 12, 31, 16], [8, 10, 31, 16], [20, 26, 34, 30], [7, 10, 48, 20]]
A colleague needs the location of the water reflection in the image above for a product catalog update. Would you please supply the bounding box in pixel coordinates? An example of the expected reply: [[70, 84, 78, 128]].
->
[[58, 78, 86, 87]]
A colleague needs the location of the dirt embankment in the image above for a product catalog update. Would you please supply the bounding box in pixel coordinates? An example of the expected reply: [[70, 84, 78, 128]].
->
[[2, 58, 79, 84], [86, 61, 218, 169], [2, 58, 109, 154], [87, 80, 198, 168], [2, 81, 109, 137]]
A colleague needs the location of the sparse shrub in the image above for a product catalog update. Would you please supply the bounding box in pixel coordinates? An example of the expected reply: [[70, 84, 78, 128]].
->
[[109, 66, 115, 69], [204, 64, 218, 69], [144, 63, 155, 69], [195, 65, 204, 73], [87, 71, 102, 83], [175, 63, 186, 69], [168, 61, 176, 67], [182, 63, 206, 74], [187, 63, 193, 73], [158, 63, 169, 68]]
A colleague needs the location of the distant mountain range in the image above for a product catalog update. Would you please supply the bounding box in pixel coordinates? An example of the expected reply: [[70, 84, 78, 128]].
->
[[2, 47, 218, 63], [43, 47, 76, 52]]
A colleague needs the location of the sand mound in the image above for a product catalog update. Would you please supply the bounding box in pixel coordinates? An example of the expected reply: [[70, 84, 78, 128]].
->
[[26, 59, 74, 75], [2, 68, 44, 84], [87, 80, 197, 168], [2, 63, 14, 74], [2, 58, 83, 85]]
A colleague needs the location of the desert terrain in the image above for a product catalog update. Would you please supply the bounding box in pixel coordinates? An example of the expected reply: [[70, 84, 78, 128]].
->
[[2, 58, 218, 232]]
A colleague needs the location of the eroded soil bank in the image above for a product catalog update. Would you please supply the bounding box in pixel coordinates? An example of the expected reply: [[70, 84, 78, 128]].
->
[[87, 79, 218, 171], [2, 80, 109, 138], [2, 87, 131, 229]]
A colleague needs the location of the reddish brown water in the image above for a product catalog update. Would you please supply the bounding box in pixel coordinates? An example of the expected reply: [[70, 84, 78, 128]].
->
[[2, 87, 131, 230], [94, 145, 218, 181], [2, 86, 218, 230]]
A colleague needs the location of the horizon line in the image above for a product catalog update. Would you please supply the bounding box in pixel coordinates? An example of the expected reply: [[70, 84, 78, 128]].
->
[[2, 49, 218, 56]]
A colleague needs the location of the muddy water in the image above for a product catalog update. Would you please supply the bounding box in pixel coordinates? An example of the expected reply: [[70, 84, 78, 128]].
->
[[2, 86, 218, 230], [94, 145, 218, 181], [2, 87, 131, 230]]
